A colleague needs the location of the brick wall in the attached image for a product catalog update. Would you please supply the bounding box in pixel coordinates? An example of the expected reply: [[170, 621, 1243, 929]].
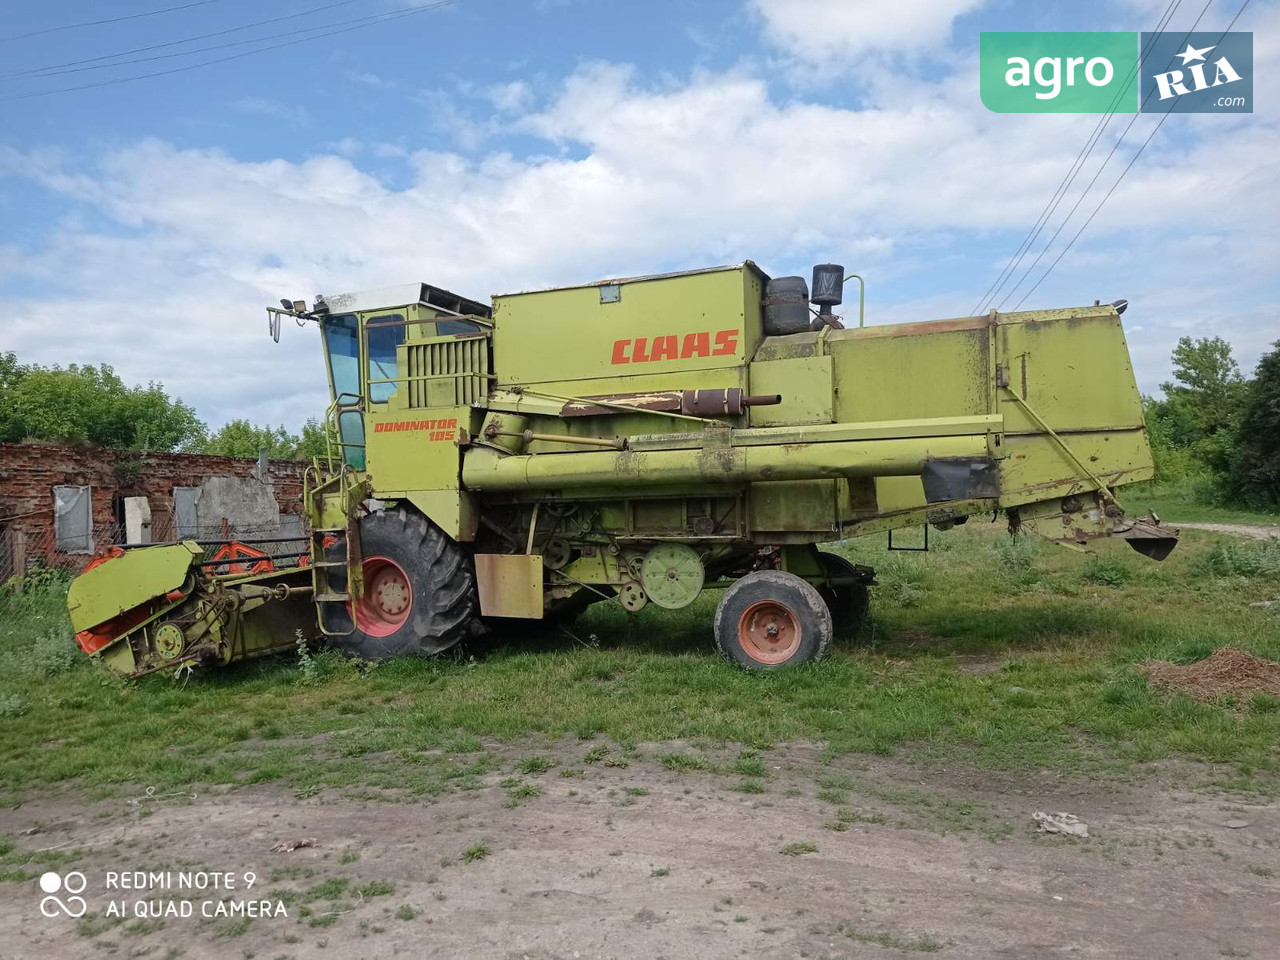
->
[[0, 442, 311, 574]]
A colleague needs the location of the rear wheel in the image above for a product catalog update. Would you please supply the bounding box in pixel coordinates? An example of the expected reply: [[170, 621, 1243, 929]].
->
[[324, 508, 477, 660], [714, 570, 832, 669], [815, 552, 872, 635]]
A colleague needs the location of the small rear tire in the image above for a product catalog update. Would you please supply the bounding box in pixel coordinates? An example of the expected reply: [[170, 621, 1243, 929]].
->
[[714, 570, 832, 669]]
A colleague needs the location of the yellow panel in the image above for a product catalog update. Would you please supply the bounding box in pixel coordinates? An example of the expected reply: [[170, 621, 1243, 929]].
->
[[474, 554, 544, 619], [875, 476, 927, 513], [366, 404, 466, 493], [831, 326, 989, 424], [995, 315, 1145, 434], [492, 264, 764, 385], [749, 480, 838, 534], [748, 356, 834, 425]]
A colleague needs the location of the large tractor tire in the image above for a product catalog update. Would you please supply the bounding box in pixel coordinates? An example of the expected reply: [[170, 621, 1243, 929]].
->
[[815, 552, 872, 636], [713, 570, 832, 669], [324, 508, 477, 660]]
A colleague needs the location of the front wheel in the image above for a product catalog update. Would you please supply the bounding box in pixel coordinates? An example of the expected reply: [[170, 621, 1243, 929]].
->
[[324, 508, 478, 660], [713, 570, 832, 669]]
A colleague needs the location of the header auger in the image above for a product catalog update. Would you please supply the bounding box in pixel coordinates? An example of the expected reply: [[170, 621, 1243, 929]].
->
[[68, 261, 1176, 678]]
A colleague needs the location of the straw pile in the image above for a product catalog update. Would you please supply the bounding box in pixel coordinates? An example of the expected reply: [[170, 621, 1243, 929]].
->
[[1140, 647, 1280, 703]]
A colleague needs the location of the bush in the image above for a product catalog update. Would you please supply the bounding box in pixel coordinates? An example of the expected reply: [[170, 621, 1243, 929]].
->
[[25, 629, 79, 678], [875, 555, 927, 607], [1081, 555, 1131, 587], [993, 533, 1038, 572], [1197, 539, 1280, 579]]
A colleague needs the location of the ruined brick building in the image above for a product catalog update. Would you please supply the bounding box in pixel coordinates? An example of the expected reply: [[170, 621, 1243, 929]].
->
[[0, 442, 311, 581]]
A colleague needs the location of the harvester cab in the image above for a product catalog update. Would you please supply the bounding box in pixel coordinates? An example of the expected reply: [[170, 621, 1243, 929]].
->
[[69, 259, 1177, 679]]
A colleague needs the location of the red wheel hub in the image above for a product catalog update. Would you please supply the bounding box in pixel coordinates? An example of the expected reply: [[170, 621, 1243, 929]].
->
[[738, 599, 802, 664], [351, 556, 413, 637]]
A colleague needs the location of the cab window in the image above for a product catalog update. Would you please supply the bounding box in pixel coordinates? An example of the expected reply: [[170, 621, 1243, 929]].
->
[[321, 314, 365, 469], [366, 314, 405, 403]]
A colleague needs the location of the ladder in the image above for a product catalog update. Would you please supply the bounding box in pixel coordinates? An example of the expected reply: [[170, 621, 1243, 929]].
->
[[303, 463, 365, 637]]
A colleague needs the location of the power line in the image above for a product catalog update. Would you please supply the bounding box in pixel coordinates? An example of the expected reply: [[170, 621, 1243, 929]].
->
[[2, 0, 364, 81], [970, 0, 1182, 316], [993, 0, 1216, 310], [1, 6, 445, 81], [1011, 0, 1253, 309], [0, 1, 458, 103], [0, 1, 222, 44]]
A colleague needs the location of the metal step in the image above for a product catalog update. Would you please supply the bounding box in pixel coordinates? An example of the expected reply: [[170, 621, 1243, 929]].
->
[[314, 592, 351, 603]]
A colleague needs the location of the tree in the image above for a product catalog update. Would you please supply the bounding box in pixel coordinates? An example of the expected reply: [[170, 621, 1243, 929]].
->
[[203, 420, 302, 459], [296, 418, 331, 461], [0, 351, 29, 443], [1146, 336, 1248, 474], [6, 361, 205, 451], [1230, 341, 1280, 505]]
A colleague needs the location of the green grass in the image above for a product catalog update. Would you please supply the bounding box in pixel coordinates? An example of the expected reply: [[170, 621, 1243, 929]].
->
[[460, 842, 490, 863], [1127, 480, 1280, 526], [1, 522, 1279, 808], [779, 841, 818, 856]]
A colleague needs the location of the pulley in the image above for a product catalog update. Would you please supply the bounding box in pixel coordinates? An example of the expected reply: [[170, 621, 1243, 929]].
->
[[640, 543, 704, 610]]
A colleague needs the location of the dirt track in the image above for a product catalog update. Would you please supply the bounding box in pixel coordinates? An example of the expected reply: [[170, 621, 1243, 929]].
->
[[1170, 522, 1280, 540], [2, 742, 1277, 959]]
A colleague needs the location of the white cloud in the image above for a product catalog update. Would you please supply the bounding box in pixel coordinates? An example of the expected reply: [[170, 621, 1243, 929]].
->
[[485, 80, 533, 113], [750, 0, 988, 61], [233, 98, 310, 128], [1, 34, 1276, 428]]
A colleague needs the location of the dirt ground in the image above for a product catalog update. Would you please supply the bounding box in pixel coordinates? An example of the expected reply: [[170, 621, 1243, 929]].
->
[[1169, 522, 1280, 540], [1, 742, 1277, 960]]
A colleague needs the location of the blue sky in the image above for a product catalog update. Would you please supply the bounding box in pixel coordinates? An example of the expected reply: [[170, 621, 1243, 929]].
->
[[1, 0, 1276, 432]]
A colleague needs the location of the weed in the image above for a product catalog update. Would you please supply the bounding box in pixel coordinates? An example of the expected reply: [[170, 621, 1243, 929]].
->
[[994, 533, 1038, 573], [583, 746, 610, 765], [295, 631, 319, 686], [358, 880, 394, 898], [515, 756, 555, 775], [780, 841, 818, 856], [650, 867, 669, 877], [461, 842, 490, 863], [394, 905, 419, 921], [0, 696, 28, 718], [1199, 539, 1280, 579], [658, 753, 713, 773], [730, 779, 765, 794], [502, 780, 542, 807], [731, 756, 768, 778], [835, 922, 940, 953], [876, 555, 927, 607], [304, 878, 349, 902], [1081, 555, 1132, 587]]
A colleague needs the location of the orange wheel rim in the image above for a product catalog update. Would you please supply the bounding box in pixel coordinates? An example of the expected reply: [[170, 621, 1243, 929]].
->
[[738, 599, 801, 664], [350, 556, 413, 638]]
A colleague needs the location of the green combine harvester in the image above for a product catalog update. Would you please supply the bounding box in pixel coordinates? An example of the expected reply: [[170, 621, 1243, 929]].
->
[[67, 261, 1176, 677]]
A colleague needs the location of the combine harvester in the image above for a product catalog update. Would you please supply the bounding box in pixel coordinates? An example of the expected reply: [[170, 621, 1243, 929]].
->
[[67, 261, 1176, 677]]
